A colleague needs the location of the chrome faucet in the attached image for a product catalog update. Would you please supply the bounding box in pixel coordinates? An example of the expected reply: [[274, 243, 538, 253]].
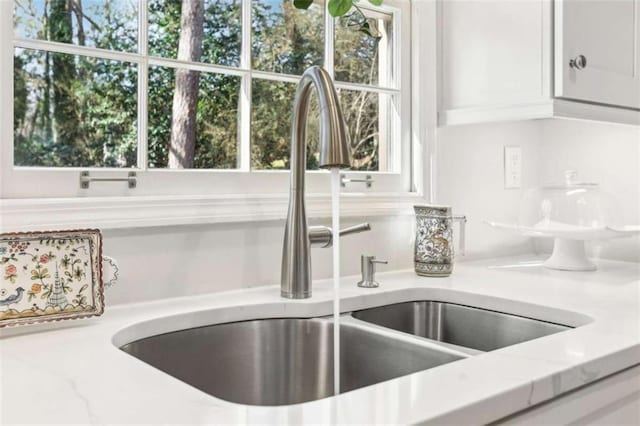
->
[[281, 66, 370, 299]]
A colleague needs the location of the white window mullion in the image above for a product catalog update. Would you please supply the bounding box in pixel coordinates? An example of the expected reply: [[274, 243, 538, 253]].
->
[[239, 73, 252, 172], [239, 0, 253, 172], [378, 12, 391, 172], [324, 2, 334, 77], [13, 38, 141, 62], [4, 0, 415, 199], [334, 81, 399, 95], [137, 0, 149, 171], [251, 70, 300, 84], [147, 56, 248, 78], [1, 0, 13, 198]]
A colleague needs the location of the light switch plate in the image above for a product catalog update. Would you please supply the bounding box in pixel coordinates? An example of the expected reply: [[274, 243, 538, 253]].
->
[[504, 146, 522, 189]]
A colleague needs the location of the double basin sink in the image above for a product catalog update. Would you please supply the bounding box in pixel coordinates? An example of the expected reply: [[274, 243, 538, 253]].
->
[[119, 300, 573, 406]]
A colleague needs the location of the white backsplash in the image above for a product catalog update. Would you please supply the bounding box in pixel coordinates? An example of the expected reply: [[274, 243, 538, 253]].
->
[[101, 118, 639, 305], [103, 215, 414, 305], [436, 118, 639, 263], [435, 120, 541, 259], [538, 119, 640, 262]]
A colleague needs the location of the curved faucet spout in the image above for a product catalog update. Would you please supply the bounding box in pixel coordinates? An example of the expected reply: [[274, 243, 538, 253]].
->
[[290, 66, 351, 190], [281, 66, 352, 299]]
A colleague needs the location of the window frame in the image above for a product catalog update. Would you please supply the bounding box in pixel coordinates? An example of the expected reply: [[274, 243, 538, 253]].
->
[[0, 0, 430, 231]]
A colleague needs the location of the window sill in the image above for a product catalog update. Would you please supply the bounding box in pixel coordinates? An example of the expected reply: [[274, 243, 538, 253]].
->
[[0, 192, 423, 232]]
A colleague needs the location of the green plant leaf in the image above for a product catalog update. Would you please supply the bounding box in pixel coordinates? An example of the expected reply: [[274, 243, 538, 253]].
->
[[367, 0, 383, 5], [358, 21, 374, 37], [328, 0, 353, 17], [292, 0, 314, 9]]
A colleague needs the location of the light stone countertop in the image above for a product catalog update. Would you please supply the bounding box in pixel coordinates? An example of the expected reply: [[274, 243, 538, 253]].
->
[[1, 256, 639, 425]]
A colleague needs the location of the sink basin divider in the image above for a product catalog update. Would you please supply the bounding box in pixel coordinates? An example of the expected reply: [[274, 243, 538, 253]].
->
[[339, 314, 482, 358]]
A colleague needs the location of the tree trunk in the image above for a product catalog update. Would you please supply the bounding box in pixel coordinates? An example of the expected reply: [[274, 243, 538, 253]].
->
[[168, 0, 205, 169], [71, 0, 86, 46], [49, 0, 83, 162]]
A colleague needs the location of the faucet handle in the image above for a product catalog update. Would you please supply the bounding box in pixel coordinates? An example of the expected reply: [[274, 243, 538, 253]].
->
[[339, 223, 371, 237], [357, 255, 387, 288], [309, 226, 332, 248], [309, 223, 371, 248]]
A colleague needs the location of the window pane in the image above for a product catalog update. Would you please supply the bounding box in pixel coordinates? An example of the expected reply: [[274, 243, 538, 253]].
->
[[148, 0, 241, 67], [334, 9, 393, 86], [252, 0, 324, 75], [14, 48, 138, 167], [14, 0, 138, 52], [148, 66, 240, 169], [251, 79, 320, 170], [340, 89, 388, 172]]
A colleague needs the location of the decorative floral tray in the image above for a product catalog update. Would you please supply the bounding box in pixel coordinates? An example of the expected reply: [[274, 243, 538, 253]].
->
[[0, 229, 105, 328]]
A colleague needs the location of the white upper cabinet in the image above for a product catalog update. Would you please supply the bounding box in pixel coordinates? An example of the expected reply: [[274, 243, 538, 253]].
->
[[439, 0, 640, 126], [555, 0, 640, 109]]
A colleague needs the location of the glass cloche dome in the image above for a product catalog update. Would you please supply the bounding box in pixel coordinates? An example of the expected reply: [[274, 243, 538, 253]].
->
[[518, 171, 621, 231], [486, 170, 638, 271]]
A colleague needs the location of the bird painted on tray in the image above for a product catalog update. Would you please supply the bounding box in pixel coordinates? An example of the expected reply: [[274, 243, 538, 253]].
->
[[0, 287, 25, 307]]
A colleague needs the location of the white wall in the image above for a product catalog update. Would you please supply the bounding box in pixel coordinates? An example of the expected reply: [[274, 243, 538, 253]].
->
[[102, 118, 639, 306], [103, 120, 546, 306], [103, 215, 414, 305], [104, 120, 640, 304], [435, 120, 541, 260], [538, 119, 640, 262], [435, 118, 640, 263]]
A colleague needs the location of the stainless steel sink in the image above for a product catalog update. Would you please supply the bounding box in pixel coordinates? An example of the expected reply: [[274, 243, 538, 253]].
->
[[352, 301, 572, 352], [120, 318, 463, 406]]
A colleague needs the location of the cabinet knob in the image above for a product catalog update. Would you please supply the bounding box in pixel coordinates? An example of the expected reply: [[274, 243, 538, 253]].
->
[[569, 55, 587, 70]]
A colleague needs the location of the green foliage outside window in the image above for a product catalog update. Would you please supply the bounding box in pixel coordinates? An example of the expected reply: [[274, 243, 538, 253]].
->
[[13, 0, 390, 172]]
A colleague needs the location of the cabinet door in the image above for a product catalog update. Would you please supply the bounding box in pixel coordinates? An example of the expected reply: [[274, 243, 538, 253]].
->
[[555, 0, 640, 109]]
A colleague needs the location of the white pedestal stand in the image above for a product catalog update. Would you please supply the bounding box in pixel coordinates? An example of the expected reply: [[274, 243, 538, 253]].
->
[[543, 239, 597, 271]]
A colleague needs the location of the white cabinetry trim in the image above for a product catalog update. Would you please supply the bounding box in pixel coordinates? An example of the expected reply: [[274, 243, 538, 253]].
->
[[553, 99, 640, 125], [0, 193, 423, 231], [440, 100, 555, 126], [441, 99, 640, 126]]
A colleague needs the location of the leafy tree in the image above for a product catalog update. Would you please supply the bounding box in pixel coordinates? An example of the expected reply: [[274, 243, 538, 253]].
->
[[14, 0, 386, 172], [13, 55, 27, 130], [147, 0, 241, 169], [14, 0, 137, 167]]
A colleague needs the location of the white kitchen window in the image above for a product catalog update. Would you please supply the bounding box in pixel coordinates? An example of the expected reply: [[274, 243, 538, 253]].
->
[[0, 1, 417, 228]]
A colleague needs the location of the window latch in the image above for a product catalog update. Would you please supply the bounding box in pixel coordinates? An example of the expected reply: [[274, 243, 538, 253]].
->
[[79, 171, 137, 189], [341, 174, 374, 188]]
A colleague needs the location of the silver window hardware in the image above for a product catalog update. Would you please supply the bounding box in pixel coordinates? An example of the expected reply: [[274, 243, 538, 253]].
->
[[341, 174, 374, 188], [309, 223, 371, 248], [569, 55, 587, 70], [80, 171, 137, 189], [357, 255, 388, 288]]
